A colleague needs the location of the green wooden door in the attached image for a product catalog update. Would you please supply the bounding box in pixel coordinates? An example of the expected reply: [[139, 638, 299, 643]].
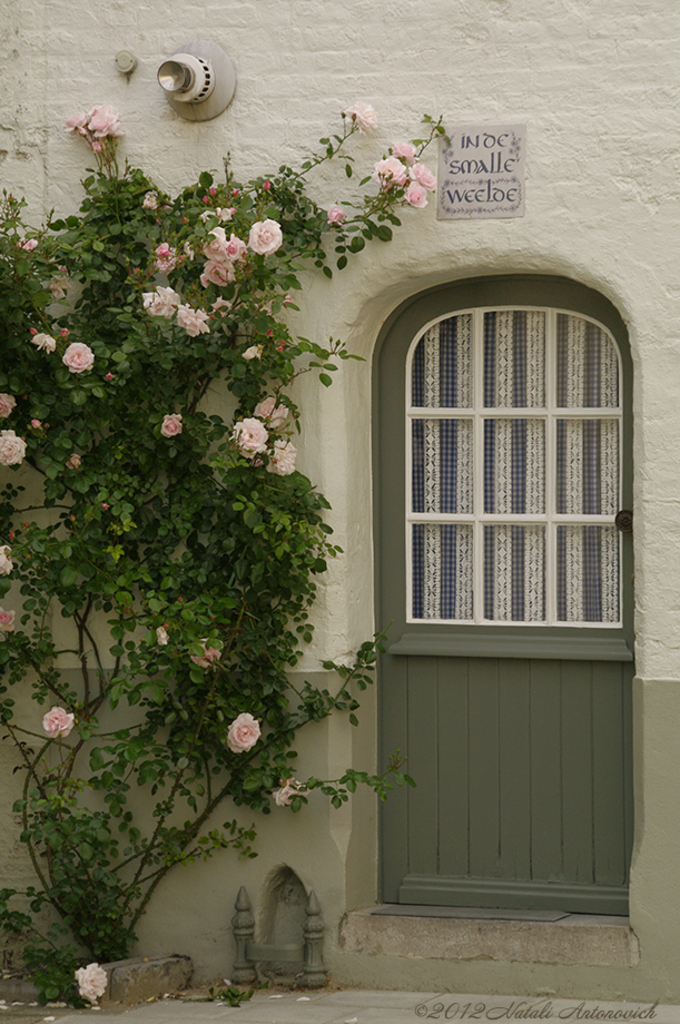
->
[[375, 276, 633, 914]]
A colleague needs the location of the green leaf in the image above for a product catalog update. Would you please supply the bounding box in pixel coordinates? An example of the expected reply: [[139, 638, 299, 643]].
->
[[59, 566, 79, 588]]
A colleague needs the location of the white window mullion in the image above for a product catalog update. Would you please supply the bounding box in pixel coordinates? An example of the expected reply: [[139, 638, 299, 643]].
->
[[545, 308, 557, 625], [473, 309, 485, 624]]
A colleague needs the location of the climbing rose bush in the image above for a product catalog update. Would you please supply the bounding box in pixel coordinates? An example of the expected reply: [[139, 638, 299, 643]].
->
[[0, 102, 437, 1003]]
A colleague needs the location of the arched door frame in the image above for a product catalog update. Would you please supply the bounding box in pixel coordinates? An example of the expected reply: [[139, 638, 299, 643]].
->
[[373, 273, 634, 913]]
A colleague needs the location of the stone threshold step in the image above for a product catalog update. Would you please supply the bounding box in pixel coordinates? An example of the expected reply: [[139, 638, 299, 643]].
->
[[339, 906, 638, 967]]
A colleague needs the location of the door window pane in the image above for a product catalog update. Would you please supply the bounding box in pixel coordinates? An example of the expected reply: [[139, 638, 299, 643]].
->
[[412, 419, 473, 514], [484, 524, 546, 622], [483, 418, 545, 514], [556, 419, 619, 515], [556, 314, 619, 407], [484, 310, 545, 408], [556, 525, 619, 622], [412, 524, 473, 620], [412, 314, 473, 408]]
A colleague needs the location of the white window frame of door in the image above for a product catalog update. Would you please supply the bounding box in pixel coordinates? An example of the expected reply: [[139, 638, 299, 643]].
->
[[405, 305, 623, 628]]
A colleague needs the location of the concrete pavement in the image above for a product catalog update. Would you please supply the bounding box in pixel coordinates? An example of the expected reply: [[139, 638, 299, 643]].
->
[[0, 990, 676, 1024]]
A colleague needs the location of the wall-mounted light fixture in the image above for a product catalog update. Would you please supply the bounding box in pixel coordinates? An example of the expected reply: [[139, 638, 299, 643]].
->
[[157, 40, 236, 121]]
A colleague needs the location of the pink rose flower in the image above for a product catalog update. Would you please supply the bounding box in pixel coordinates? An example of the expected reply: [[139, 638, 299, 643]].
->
[[274, 777, 307, 806], [30, 333, 57, 353], [410, 162, 437, 191], [176, 304, 210, 337], [30, 419, 41, 429], [87, 105, 123, 138], [254, 396, 288, 430], [344, 102, 378, 133], [66, 453, 81, 469], [190, 640, 222, 668], [267, 439, 297, 476], [327, 203, 347, 225], [202, 227, 231, 264], [391, 142, 416, 165], [226, 712, 261, 753], [372, 157, 408, 188], [154, 243, 178, 273], [243, 344, 263, 361], [0, 394, 16, 419], [143, 286, 180, 318], [160, 414, 183, 438], [65, 112, 89, 135], [75, 963, 108, 1004], [142, 192, 158, 210], [405, 182, 428, 208], [200, 260, 234, 288], [224, 234, 247, 262], [42, 706, 75, 739], [232, 418, 268, 457], [0, 608, 15, 631], [19, 238, 38, 252], [62, 342, 95, 373], [0, 431, 26, 466], [0, 546, 12, 575], [248, 220, 284, 257], [156, 626, 169, 646]]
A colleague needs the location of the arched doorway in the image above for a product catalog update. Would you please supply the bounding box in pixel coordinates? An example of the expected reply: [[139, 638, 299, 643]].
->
[[374, 275, 633, 914]]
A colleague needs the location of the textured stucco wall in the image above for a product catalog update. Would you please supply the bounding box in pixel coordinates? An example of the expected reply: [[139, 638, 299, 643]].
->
[[1, 0, 680, 1000]]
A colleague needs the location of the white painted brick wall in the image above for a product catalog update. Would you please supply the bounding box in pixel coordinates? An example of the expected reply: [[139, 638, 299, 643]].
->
[[2, 0, 680, 995]]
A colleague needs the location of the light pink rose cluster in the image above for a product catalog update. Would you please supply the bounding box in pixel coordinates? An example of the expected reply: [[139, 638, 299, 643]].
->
[[42, 706, 75, 739], [0, 546, 12, 575], [254, 396, 288, 430], [66, 453, 82, 469], [201, 227, 246, 287], [0, 394, 16, 419], [232, 418, 269, 457], [0, 607, 15, 631], [62, 342, 95, 374], [190, 640, 222, 668], [267, 439, 297, 476], [372, 157, 409, 189], [405, 162, 437, 208], [343, 102, 378, 133], [233, 399, 297, 475], [176, 304, 210, 337], [160, 414, 183, 438], [143, 286, 181, 319], [154, 242, 178, 273], [248, 220, 283, 257], [274, 777, 307, 806], [226, 713, 261, 753], [371, 143, 437, 207], [65, 105, 123, 141], [31, 332, 57, 353], [75, 963, 108, 1004], [0, 431, 26, 466]]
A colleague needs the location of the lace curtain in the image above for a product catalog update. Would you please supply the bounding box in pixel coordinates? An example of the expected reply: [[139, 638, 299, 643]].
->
[[410, 309, 620, 624]]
